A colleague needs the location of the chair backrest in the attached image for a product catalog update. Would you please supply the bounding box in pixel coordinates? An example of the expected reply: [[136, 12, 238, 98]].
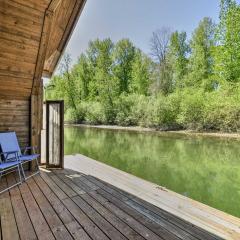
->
[[0, 132, 22, 161]]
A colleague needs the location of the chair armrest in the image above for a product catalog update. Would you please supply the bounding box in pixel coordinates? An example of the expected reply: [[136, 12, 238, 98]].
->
[[22, 146, 37, 155], [0, 150, 19, 162], [1, 150, 19, 155]]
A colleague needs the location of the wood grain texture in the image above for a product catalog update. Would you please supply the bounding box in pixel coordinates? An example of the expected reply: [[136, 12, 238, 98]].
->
[[43, 0, 87, 76], [0, 169, 222, 240], [0, 99, 30, 147], [0, 0, 86, 97], [0, 0, 43, 98]]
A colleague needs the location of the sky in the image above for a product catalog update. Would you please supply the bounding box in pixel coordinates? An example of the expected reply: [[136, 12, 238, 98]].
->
[[65, 0, 221, 64]]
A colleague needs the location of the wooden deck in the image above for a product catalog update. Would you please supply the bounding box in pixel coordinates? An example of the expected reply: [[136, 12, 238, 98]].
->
[[64, 154, 240, 240], [0, 168, 222, 240]]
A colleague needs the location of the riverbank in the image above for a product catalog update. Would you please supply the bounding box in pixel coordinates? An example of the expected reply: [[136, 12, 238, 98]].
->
[[65, 123, 240, 139]]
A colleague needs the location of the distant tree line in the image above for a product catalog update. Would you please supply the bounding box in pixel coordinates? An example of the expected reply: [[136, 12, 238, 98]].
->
[[46, 0, 240, 132]]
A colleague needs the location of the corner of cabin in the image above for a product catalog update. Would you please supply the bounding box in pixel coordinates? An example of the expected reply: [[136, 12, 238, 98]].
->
[[0, 0, 86, 149]]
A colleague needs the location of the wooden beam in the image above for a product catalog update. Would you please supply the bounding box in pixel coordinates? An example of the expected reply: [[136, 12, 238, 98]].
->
[[31, 0, 63, 94], [31, 79, 43, 168], [47, 0, 62, 12], [58, 0, 87, 51], [44, 0, 87, 76], [43, 50, 61, 76], [31, 9, 53, 95]]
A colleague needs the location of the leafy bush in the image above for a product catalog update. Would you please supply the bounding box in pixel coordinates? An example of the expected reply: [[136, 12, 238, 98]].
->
[[204, 103, 240, 132], [64, 84, 240, 133], [130, 95, 149, 126], [65, 108, 74, 123], [65, 103, 88, 123], [203, 87, 240, 132], [177, 89, 205, 130], [142, 94, 180, 129], [102, 101, 116, 124], [85, 102, 105, 124], [115, 94, 145, 126], [65, 108, 80, 123]]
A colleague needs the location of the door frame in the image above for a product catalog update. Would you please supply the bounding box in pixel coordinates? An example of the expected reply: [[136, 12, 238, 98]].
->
[[46, 100, 64, 168]]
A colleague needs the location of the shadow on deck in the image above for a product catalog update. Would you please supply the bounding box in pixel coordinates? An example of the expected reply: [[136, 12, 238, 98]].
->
[[0, 169, 222, 240]]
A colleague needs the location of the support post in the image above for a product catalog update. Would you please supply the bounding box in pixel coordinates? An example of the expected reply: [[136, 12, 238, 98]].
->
[[30, 79, 43, 169]]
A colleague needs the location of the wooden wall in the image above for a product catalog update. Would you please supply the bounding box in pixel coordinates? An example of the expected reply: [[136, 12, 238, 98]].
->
[[0, 98, 30, 147], [0, 0, 46, 98], [0, 0, 46, 148]]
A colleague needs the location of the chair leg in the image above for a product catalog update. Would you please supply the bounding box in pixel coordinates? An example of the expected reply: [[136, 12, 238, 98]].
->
[[20, 162, 26, 181], [17, 164, 22, 183], [20, 159, 40, 181], [35, 158, 40, 173]]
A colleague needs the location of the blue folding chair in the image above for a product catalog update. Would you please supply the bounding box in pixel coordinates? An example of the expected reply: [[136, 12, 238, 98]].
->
[[0, 132, 40, 181], [0, 150, 22, 194]]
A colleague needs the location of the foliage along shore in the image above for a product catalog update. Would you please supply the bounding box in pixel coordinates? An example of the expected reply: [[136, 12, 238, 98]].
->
[[65, 124, 240, 140], [47, 0, 240, 133]]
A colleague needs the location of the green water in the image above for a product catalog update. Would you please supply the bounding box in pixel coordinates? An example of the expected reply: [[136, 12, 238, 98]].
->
[[64, 126, 240, 218]]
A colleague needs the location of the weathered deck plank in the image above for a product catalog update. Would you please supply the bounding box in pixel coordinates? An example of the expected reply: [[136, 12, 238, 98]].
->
[[41, 170, 109, 240], [6, 174, 37, 240], [54, 169, 221, 240], [33, 174, 91, 240], [26, 177, 73, 240], [18, 179, 55, 240], [72, 195, 127, 240], [85, 175, 219, 240], [0, 169, 223, 240], [52, 170, 145, 240], [0, 177, 19, 240]]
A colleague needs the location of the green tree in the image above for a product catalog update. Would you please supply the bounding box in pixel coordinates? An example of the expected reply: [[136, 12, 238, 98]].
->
[[87, 39, 117, 122], [214, 3, 240, 82], [113, 39, 136, 94], [45, 75, 65, 101], [72, 54, 92, 101], [186, 17, 216, 86], [130, 49, 152, 95], [60, 53, 78, 109], [217, 0, 236, 44], [168, 31, 189, 88], [87, 39, 116, 98]]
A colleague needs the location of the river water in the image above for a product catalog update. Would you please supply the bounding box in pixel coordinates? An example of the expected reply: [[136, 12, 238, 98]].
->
[[65, 126, 240, 218]]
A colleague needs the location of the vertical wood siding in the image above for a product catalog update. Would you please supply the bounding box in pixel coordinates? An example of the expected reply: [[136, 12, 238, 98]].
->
[[0, 98, 30, 147]]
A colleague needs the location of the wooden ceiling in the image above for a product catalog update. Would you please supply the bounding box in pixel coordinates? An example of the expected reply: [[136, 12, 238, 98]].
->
[[0, 0, 86, 99]]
